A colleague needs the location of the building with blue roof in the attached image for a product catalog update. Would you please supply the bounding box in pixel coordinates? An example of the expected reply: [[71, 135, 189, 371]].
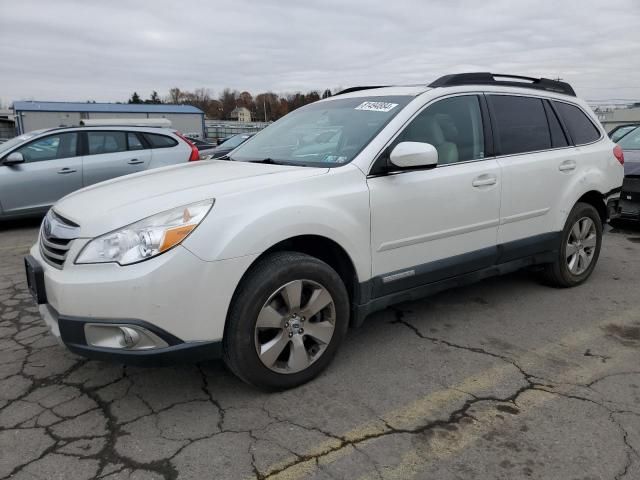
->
[[12, 101, 205, 137]]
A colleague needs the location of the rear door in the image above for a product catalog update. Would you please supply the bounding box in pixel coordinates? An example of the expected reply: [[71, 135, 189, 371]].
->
[[0, 132, 82, 216], [81, 130, 150, 186], [488, 94, 577, 248]]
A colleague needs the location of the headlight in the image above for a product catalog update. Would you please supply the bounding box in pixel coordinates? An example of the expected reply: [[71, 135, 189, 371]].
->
[[76, 199, 214, 265]]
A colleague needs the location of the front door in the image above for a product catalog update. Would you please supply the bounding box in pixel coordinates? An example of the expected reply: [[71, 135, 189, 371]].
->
[[367, 94, 501, 298], [0, 132, 82, 216]]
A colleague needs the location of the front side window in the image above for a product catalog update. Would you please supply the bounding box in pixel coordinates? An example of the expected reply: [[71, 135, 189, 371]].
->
[[230, 95, 412, 166], [553, 102, 601, 145], [0, 130, 43, 158], [392, 95, 485, 165], [87, 131, 127, 155], [488, 95, 551, 155], [15, 132, 78, 162]]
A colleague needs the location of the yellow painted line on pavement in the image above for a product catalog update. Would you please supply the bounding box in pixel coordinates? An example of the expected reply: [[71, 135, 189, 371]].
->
[[262, 307, 640, 480], [359, 348, 640, 480]]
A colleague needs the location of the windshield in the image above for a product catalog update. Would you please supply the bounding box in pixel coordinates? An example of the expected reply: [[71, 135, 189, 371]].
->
[[230, 96, 412, 166], [0, 131, 44, 157], [618, 126, 640, 150], [611, 125, 638, 143], [222, 134, 252, 149]]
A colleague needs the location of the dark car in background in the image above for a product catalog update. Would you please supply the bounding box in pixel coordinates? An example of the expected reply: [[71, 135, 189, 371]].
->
[[185, 136, 217, 149], [617, 126, 640, 220], [199, 133, 254, 159]]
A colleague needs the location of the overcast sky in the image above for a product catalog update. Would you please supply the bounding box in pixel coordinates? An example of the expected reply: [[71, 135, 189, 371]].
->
[[1, 0, 639, 106]]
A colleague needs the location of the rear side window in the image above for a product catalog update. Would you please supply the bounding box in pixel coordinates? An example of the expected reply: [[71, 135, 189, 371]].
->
[[553, 102, 601, 145], [127, 132, 145, 151], [88, 131, 127, 155], [488, 95, 551, 155], [543, 101, 569, 148], [143, 133, 178, 148]]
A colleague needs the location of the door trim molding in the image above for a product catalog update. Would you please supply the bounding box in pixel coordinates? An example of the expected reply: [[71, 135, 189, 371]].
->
[[377, 218, 500, 252], [500, 207, 550, 225]]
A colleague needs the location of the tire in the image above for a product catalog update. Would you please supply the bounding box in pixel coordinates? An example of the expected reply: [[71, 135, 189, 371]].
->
[[223, 251, 350, 390], [541, 202, 603, 288]]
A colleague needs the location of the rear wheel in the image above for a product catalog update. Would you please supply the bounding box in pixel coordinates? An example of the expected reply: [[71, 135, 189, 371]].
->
[[541, 202, 602, 287], [223, 251, 349, 390]]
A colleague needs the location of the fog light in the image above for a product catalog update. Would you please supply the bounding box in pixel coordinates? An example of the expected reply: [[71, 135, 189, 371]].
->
[[84, 323, 169, 350], [119, 327, 140, 348]]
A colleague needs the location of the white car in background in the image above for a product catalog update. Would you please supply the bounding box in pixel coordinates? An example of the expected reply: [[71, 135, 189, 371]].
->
[[26, 73, 623, 390], [0, 126, 200, 220]]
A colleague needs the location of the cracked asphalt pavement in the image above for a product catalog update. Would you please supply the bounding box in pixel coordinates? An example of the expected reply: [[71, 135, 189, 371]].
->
[[2, 218, 640, 480]]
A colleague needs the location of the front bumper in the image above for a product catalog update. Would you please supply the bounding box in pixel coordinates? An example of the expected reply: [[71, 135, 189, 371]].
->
[[38, 304, 221, 366], [28, 242, 259, 364]]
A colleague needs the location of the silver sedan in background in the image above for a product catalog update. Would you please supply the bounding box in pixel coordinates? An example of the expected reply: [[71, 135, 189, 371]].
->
[[0, 126, 199, 220]]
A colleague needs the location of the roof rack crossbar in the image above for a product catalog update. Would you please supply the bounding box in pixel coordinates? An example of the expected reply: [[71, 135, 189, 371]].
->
[[334, 86, 389, 96], [428, 72, 576, 97]]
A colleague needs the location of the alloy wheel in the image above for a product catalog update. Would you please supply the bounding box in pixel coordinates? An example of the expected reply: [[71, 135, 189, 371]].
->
[[566, 216, 597, 275], [254, 279, 336, 374]]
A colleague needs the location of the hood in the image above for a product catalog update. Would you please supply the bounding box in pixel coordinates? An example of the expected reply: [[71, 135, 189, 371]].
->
[[624, 149, 640, 176], [54, 160, 327, 237]]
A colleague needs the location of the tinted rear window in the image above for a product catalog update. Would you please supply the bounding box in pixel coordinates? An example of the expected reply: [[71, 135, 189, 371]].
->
[[553, 102, 601, 145], [543, 101, 569, 148], [143, 133, 178, 148], [488, 95, 551, 155]]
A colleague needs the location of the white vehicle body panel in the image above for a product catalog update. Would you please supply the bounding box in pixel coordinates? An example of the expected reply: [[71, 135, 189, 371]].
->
[[26, 81, 624, 353]]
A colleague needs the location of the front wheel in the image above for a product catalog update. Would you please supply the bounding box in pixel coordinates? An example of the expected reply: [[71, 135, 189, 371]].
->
[[541, 202, 602, 287], [223, 251, 350, 390]]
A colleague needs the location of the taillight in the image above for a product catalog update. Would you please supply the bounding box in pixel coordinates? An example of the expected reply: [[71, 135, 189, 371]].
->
[[175, 132, 200, 162], [613, 145, 624, 165]]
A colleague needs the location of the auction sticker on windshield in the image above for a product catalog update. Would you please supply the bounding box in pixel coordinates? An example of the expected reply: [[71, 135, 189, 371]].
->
[[354, 101, 398, 112]]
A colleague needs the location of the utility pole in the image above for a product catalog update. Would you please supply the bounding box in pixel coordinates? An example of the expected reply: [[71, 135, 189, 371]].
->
[[263, 98, 267, 122]]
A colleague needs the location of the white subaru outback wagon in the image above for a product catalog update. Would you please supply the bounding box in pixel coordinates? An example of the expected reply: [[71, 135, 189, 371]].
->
[[26, 73, 624, 389]]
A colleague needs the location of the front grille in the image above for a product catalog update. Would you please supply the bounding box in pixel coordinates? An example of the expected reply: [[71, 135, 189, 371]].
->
[[40, 233, 72, 268], [39, 211, 80, 269]]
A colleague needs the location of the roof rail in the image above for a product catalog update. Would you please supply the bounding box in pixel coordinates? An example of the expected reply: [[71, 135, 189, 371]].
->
[[334, 86, 389, 96], [79, 118, 172, 128], [428, 72, 576, 97]]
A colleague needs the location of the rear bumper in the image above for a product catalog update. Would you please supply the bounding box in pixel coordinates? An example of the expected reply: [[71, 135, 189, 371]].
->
[[619, 177, 640, 220], [606, 189, 622, 221]]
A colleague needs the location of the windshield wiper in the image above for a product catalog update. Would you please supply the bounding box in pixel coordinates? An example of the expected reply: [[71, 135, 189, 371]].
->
[[248, 158, 284, 165]]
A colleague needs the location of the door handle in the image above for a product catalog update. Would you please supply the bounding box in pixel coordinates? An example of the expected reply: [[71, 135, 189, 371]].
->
[[472, 175, 497, 187], [127, 159, 144, 165], [57, 168, 77, 174], [559, 160, 576, 172]]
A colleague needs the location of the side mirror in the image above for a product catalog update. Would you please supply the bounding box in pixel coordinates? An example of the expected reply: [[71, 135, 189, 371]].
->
[[3, 152, 25, 166], [389, 142, 438, 169]]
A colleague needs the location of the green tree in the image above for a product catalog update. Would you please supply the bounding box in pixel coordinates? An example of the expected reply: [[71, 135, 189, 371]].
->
[[148, 91, 162, 104], [128, 92, 142, 104]]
